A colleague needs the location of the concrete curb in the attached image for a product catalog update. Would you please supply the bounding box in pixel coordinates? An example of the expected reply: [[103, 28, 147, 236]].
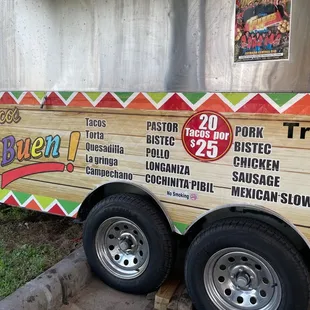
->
[[0, 248, 92, 310]]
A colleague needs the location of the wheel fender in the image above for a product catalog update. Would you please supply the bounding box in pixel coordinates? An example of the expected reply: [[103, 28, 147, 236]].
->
[[77, 181, 176, 232], [185, 204, 310, 253]]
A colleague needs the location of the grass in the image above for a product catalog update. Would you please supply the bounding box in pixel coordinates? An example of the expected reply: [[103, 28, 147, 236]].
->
[[0, 207, 30, 222], [0, 206, 82, 299], [0, 243, 57, 298]]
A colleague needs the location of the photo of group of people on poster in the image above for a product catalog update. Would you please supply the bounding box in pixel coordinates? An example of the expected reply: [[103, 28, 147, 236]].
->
[[235, 0, 292, 62]]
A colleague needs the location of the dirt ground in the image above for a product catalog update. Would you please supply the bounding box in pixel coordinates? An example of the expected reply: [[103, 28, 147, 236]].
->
[[0, 205, 83, 299], [61, 278, 152, 310]]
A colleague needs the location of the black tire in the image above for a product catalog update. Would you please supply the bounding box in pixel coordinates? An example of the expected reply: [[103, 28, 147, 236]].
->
[[185, 218, 310, 310], [83, 193, 175, 294]]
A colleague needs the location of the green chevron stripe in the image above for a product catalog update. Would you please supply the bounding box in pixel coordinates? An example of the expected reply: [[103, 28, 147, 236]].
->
[[34, 92, 46, 100], [85, 92, 102, 102], [35, 195, 55, 210], [222, 93, 249, 105], [13, 191, 31, 205], [114, 92, 134, 103], [11, 91, 24, 100], [147, 93, 168, 104], [58, 199, 80, 214], [58, 92, 74, 101], [183, 93, 206, 104], [174, 222, 189, 234], [266, 93, 297, 107], [0, 189, 11, 200]]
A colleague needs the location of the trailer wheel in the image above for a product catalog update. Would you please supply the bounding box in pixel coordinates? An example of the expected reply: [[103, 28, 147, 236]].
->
[[83, 194, 174, 294], [185, 218, 310, 310]]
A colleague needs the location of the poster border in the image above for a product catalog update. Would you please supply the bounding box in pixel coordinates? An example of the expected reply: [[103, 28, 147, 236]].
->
[[233, 0, 293, 64]]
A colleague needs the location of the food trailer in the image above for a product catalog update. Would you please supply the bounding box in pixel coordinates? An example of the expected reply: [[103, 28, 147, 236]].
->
[[0, 0, 309, 309]]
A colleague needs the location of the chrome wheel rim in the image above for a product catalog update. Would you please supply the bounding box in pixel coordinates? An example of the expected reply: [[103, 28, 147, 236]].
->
[[95, 217, 150, 279], [204, 248, 281, 310]]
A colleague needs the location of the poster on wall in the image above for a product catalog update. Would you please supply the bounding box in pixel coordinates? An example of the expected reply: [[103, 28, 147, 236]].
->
[[234, 0, 292, 62]]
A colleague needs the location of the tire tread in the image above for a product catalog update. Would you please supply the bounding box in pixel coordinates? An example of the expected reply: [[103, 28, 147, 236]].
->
[[185, 217, 310, 310], [84, 193, 174, 293]]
